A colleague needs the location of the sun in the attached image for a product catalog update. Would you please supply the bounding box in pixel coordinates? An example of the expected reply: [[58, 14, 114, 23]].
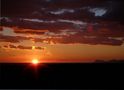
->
[[32, 59, 39, 65]]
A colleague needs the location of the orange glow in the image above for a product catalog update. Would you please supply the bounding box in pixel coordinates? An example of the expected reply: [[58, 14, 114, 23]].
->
[[32, 59, 39, 65]]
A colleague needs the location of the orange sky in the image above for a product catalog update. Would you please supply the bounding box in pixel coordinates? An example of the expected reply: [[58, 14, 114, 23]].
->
[[0, 44, 124, 63]]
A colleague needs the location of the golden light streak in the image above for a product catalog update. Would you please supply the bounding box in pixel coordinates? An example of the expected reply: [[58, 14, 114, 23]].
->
[[32, 46, 35, 50]]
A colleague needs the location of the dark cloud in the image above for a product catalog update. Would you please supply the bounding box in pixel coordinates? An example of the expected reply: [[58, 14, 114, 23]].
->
[[0, 34, 21, 43], [17, 45, 32, 50], [0, 32, 47, 44], [1, 17, 124, 34], [1, 18, 79, 32], [3, 45, 9, 48], [0, 34, 29, 43], [9, 44, 17, 48], [49, 35, 123, 46], [1, 22, 124, 46], [16, 45, 44, 50], [1, 0, 124, 23], [13, 28, 49, 35], [35, 47, 45, 50], [0, 43, 45, 50]]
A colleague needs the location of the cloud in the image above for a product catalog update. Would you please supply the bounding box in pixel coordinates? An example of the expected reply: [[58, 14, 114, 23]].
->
[[13, 28, 49, 35], [23, 18, 87, 26], [35, 47, 45, 50], [1, 44, 45, 50], [0, 17, 12, 23], [50, 9, 75, 15], [0, 34, 29, 43], [2, 27, 16, 36], [23, 19, 56, 23], [1, 16, 124, 36], [2, 0, 124, 23], [16, 45, 44, 50], [89, 8, 107, 17], [48, 35, 123, 46], [1, 18, 78, 32], [0, 34, 20, 43], [1, 21, 124, 46], [1, 22, 124, 45], [3, 45, 9, 48], [17, 45, 32, 50], [23, 19, 44, 23], [58, 19, 87, 25], [1, 0, 124, 48], [9, 44, 17, 48]]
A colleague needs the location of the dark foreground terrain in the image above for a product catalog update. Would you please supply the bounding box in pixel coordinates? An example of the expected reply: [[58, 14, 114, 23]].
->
[[0, 61, 124, 89]]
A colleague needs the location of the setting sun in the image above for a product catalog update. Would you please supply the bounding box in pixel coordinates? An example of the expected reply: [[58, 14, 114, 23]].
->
[[32, 59, 39, 64]]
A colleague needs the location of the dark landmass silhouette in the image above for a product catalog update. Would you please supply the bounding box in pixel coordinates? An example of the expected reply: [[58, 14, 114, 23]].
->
[[0, 61, 124, 89], [94, 59, 124, 63]]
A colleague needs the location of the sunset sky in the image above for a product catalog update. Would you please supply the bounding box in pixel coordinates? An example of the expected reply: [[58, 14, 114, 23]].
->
[[0, 0, 124, 63]]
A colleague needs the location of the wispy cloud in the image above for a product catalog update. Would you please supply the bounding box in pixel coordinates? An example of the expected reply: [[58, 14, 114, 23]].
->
[[50, 9, 75, 15], [0, 17, 12, 22], [89, 8, 107, 17], [1, 44, 45, 50], [58, 19, 87, 25]]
